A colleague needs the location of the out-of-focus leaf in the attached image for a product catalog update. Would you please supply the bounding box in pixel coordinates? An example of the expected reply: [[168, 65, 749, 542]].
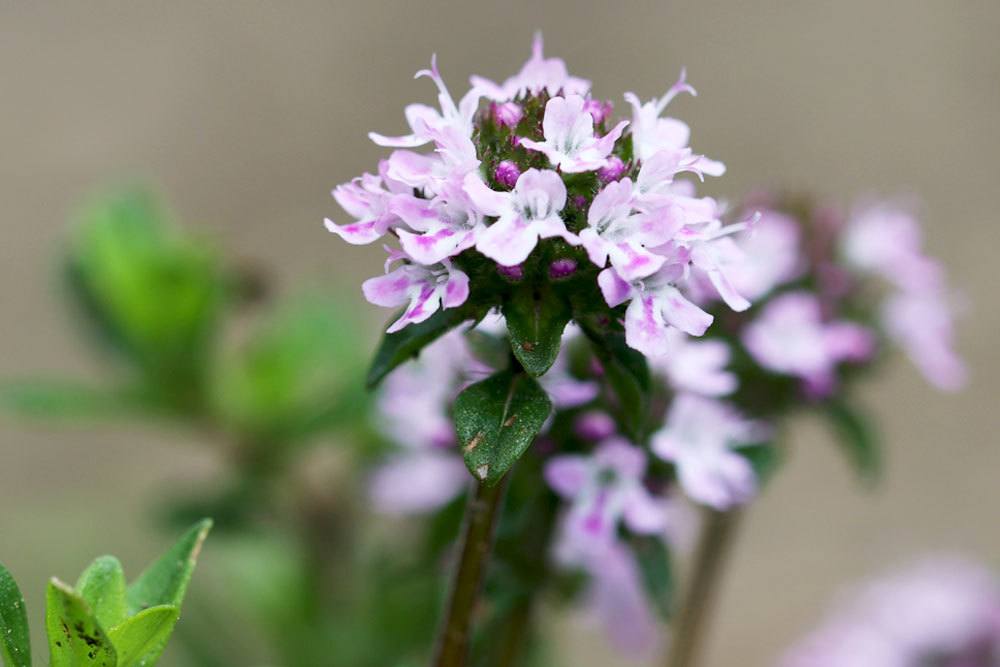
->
[[46, 579, 116, 667], [107, 605, 179, 667], [454, 369, 552, 485], [76, 556, 127, 632], [366, 307, 472, 389], [502, 285, 571, 377], [211, 296, 365, 442], [0, 562, 31, 667], [65, 189, 225, 407], [579, 321, 650, 439], [0, 380, 157, 420], [822, 399, 881, 484], [631, 536, 674, 619], [126, 519, 211, 615]]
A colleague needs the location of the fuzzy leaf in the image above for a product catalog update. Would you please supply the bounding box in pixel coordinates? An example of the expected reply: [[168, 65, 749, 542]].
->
[[76, 556, 127, 632], [108, 605, 179, 667], [0, 562, 31, 667], [502, 285, 571, 377], [823, 399, 881, 484], [126, 519, 211, 615], [365, 307, 469, 389], [46, 579, 116, 667], [453, 369, 552, 485], [631, 536, 674, 619]]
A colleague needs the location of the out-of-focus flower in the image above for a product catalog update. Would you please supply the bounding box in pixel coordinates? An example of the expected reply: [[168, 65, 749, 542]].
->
[[648, 329, 737, 397], [546, 438, 667, 555], [651, 394, 763, 509], [727, 208, 803, 300], [882, 290, 967, 391], [743, 291, 875, 396], [780, 558, 1000, 667], [842, 202, 943, 292], [582, 541, 659, 658], [520, 94, 629, 173], [538, 329, 600, 408]]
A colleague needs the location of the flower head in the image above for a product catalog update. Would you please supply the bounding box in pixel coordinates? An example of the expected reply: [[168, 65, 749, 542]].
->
[[520, 94, 629, 173]]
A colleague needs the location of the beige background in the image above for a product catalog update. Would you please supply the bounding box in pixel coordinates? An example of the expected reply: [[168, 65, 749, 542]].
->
[[1, 2, 998, 665]]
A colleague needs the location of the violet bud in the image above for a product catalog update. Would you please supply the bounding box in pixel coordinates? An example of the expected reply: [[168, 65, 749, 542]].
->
[[548, 258, 577, 279], [494, 160, 521, 188], [598, 156, 627, 183], [583, 98, 613, 125], [497, 263, 524, 280]]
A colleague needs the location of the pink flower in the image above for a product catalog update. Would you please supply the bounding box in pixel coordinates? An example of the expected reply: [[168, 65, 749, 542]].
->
[[384, 125, 479, 196], [547, 438, 668, 554], [538, 328, 600, 408], [648, 329, 737, 397], [780, 558, 1000, 667], [391, 178, 487, 265], [369, 55, 480, 148], [651, 394, 762, 509], [369, 451, 469, 515], [362, 253, 469, 333], [464, 168, 579, 266], [599, 264, 715, 356], [842, 202, 943, 292], [742, 291, 876, 395], [726, 208, 803, 300], [491, 101, 523, 128], [520, 94, 628, 173], [323, 163, 410, 245], [882, 290, 967, 391], [582, 541, 659, 658], [470, 32, 590, 101]]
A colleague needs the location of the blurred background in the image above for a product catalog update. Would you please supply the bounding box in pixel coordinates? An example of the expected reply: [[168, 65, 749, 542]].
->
[[1, 2, 997, 665]]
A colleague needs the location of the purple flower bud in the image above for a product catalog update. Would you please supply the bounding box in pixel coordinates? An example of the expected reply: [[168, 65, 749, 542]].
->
[[584, 98, 614, 125], [494, 160, 521, 188], [497, 263, 524, 280], [548, 258, 577, 279], [598, 156, 627, 183], [574, 411, 617, 441], [492, 102, 524, 128], [510, 135, 522, 148], [571, 194, 588, 209]]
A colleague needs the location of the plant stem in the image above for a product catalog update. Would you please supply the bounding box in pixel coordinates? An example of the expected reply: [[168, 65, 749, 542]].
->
[[663, 508, 743, 667], [433, 475, 511, 667]]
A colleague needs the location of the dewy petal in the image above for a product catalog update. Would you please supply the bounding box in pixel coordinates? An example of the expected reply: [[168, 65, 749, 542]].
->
[[476, 215, 538, 266], [545, 455, 590, 498], [361, 266, 413, 308]]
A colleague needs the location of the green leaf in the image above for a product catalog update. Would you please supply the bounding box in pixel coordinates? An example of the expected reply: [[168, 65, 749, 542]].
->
[[76, 556, 127, 631], [453, 369, 552, 485], [107, 605, 179, 667], [823, 399, 881, 485], [502, 285, 571, 377], [0, 562, 31, 667], [0, 380, 154, 420], [46, 578, 117, 667], [126, 519, 212, 615], [366, 307, 470, 389], [579, 323, 650, 439], [631, 536, 674, 619], [735, 442, 783, 487]]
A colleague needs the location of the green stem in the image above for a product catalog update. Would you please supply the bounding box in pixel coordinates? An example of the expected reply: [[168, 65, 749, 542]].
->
[[433, 475, 511, 667], [663, 509, 743, 667]]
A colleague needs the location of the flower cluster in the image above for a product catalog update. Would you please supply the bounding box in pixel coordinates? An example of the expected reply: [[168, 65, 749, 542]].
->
[[325, 33, 751, 354]]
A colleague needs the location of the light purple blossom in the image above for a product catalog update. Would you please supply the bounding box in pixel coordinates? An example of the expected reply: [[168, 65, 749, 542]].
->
[[370, 451, 469, 515], [323, 163, 410, 245], [648, 329, 737, 397], [493, 160, 520, 188], [651, 394, 762, 509], [842, 202, 943, 292], [362, 252, 469, 333], [780, 558, 1000, 667], [742, 291, 875, 395], [539, 331, 600, 408], [582, 541, 659, 658], [369, 55, 480, 148], [599, 264, 715, 356], [392, 178, 487, 265], [464, 168, 579, 266], [470, 32, 591, 102], [491, 101, 524, 128], [726, 208, 803, 300], [547, 438, 667, 554], [520, 94, 629, 173]]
